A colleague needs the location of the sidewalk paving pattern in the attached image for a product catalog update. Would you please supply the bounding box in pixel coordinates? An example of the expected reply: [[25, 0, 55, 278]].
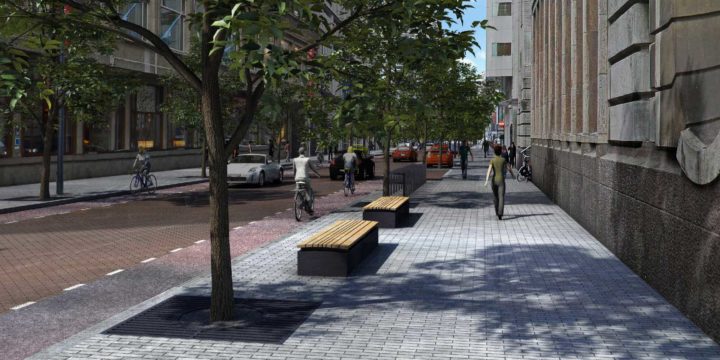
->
[[29, 159, 720, 359]]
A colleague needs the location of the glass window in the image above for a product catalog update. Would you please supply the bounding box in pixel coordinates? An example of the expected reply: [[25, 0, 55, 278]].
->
[[84, 121, 111, 153], [121, 1, 147, 27], [493, 43, 512, 56], [162, 0, 183, 12], [497, 2, 511, 16], [161, 0, 184, 51]]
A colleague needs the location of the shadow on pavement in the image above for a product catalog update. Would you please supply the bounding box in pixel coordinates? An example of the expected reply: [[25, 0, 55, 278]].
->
[[501, 213, 553, 220], [209, 244, 720, 359]]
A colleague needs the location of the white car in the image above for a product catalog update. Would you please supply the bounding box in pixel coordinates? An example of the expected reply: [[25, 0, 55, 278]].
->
[[227, 154, 283, 187]]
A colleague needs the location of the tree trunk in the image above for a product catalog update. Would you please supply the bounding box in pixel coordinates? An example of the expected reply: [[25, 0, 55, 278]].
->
[[422, 118, 428, 164], [383, 132, 391, 196], [201, 16, 233, 322], [201, 137, 208, 178], [39, 112, 54, 200]]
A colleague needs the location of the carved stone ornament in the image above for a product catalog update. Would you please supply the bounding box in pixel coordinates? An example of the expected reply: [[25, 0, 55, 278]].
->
[[676, 124, 720, 185]]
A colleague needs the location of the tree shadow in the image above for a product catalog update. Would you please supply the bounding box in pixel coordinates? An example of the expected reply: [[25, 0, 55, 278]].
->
[[501, 213, 553, 220], [211, 244, 720, 358], [412, 190, 493, 209]]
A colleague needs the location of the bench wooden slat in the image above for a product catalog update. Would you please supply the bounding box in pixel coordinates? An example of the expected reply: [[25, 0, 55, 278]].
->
[[310, 220, 357, 248], [297, 220, 378, 250], [363, 196, 409, 211]]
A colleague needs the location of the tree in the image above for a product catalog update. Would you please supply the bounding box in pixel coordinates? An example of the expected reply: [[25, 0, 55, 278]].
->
[[327, 3, 480, 195], [0, 3, 137, 199], [1, 0, 488, 322]]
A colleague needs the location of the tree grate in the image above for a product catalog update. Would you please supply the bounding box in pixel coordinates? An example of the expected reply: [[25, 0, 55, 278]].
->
[[103, 296, 321, 344]]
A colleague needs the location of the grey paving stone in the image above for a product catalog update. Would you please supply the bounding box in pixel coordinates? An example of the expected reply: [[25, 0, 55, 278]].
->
[[33, 159, 720, 359]]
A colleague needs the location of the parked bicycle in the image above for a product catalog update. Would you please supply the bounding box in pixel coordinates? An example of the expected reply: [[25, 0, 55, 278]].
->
[[294, 181, 314, 221], [517, 146, 532, 182], [130, 170, 157, 194], [343, 169, 355, 196]]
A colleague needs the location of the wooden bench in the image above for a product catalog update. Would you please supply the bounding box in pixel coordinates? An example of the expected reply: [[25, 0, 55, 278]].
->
[[362, 196, 410, 228], [297, 220, 379, 276]]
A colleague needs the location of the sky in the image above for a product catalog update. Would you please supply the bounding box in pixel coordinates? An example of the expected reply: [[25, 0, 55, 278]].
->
[[447, 0, 487, 73]]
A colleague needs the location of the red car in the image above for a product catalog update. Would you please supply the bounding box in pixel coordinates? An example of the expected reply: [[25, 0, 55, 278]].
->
[[426, 144, 453, 168], [392, 146, 418, 162]]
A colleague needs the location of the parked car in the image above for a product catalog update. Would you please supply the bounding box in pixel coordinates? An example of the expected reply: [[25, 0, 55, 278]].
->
[[329, 147, 375, 180], [392, 145, 418, 162], [227, 153, 283, 187], [426, 144, 453, 168]]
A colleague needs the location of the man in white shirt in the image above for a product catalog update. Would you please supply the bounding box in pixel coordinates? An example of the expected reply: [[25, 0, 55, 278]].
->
[[293, 147, 321, 213], [342, 147, 358, 192]]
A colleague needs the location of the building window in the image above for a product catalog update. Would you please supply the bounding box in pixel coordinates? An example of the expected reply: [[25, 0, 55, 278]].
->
[[161, 0, 185, 51], [492, 43, 512, 56], [121, 1, 147, 27], [497, 2, 511, 16], [132, 86, 164, 150]]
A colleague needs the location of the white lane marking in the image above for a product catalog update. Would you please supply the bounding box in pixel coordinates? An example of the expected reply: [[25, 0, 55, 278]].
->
[[11, 301, 36, 310], [275, 212, 283, 215], [5, 221, 18, 224], [286, 208, 292, 211], [102, 204, 112, 207], [194, 239, 206, 244], [249, 221, 257, 225], [80, 208, 90, 211], [106, 269, 124, 276], [63, 284, 85, 291], [141, 257, 156, 263], [170, 248, 183, 253], [233, 226, 243, 230], [34, 216, 45, 219]]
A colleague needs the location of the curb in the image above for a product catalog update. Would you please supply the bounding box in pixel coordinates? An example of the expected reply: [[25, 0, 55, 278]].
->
[[0, 179, 209, 215]]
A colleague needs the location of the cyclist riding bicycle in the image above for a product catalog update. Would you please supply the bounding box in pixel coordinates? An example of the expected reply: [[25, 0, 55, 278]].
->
[[132, 147, 151, 176], [459, 140, 473, 179], [293, 147, 321, 214], [342, 147, 358, 193]]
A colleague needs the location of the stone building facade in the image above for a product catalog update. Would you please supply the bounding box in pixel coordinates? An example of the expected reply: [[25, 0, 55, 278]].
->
[[530, 0, 720, 340], [0, 1, 342, 186], [511, 0, 533, 150]]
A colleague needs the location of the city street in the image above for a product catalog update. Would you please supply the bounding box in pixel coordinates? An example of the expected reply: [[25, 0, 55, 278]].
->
[[0, 160, 416, 315], [23, 156, 720, 360]]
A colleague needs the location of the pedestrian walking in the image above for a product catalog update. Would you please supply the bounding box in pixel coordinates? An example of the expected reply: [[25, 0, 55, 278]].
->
[[508, 142, 516, 168], [484, 144, 514, 220], [482, 140, 490, 158], [283, 140, 290, 162], [501, 145, 509, 164], [268, 139, 274, 158], [459, 140, 473, 180]]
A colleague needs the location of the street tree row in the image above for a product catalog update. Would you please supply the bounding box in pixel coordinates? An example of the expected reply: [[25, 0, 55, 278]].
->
[[0, 0, 500, 322]]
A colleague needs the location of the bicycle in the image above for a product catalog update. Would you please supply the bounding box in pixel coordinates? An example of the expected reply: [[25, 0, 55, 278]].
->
[[343, 169, 355, 196], [130, 170, 157, 194], [294, 181, 314, 221], [517, 146, 532, 182]]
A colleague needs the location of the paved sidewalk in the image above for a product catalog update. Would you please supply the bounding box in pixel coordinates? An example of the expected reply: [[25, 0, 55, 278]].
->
[[0, 168, 207, 213], [31, 158, 720, 359]]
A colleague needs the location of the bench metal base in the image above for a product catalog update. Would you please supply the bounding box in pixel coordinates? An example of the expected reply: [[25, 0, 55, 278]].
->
[[362, 202, 410, 228], [297, 227, 379, 277]]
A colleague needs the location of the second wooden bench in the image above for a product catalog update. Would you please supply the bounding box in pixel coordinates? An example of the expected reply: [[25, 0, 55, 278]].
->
[[362, 196, 410, 228]]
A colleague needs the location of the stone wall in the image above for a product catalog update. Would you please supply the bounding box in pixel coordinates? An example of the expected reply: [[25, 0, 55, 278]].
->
[[530, 0, 720, 341], [0, 149, 202, 186], [532, 139, 720, 341]]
